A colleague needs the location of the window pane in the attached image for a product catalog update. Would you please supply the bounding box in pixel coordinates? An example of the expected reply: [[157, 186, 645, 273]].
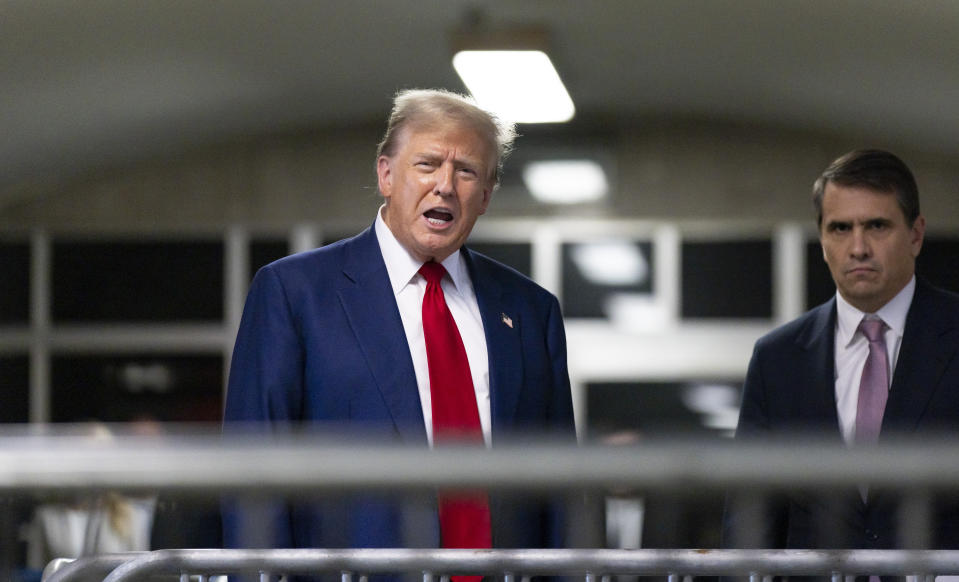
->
[[250, 238, 289, 282], [0, 356, 29, 422], [467, 242, 533, 278], [682, 240, 772, 319], [53, 240, 223, 322], [51, 354, 223, 423], [0, 242, 30, 325], [562, 240, 654, 319]]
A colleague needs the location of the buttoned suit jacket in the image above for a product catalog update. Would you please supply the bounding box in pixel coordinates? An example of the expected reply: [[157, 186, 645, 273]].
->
[[728, 277, 959, 550], [223, 224, 575, 552]]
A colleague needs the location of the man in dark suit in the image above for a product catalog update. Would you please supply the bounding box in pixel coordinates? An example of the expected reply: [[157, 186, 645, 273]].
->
[[725, 149, 959, 554], [223, 89, 575, 563]]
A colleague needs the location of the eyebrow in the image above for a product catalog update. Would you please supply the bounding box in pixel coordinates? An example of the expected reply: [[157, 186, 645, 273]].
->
[[414, 150, 484, 169], [825, 217, 893, 229], [824, 219, 849, 229]]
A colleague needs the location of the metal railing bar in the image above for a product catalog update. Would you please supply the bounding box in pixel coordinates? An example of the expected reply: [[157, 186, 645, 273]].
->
[[43, 553, 147, 582], [7, 437, 959, 494], [86, 549, 959, 582]]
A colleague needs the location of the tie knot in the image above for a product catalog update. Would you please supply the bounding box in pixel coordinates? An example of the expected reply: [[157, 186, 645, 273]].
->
[[859, 318, 886, 343], [419, 261, 447, 285]]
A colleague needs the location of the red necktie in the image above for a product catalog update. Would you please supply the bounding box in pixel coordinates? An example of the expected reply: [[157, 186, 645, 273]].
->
[[419, 262, 491, 580]]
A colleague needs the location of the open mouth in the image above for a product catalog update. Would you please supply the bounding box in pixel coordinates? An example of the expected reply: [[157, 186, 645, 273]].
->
[[424, 208, 453, 226]]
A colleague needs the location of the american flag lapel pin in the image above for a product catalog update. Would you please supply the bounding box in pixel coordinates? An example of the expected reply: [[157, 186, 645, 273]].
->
[[501, 312, 513, 328]]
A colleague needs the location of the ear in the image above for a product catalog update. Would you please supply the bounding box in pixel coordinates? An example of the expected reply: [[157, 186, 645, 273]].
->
[[477, 184, 493, 215], [376, 156, 393, 199], [911, 214, 926, 257]]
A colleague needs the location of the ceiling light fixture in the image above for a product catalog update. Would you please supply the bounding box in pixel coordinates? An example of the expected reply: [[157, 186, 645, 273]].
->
[[453, 51, 574, 123], [570, 241, 648, 286], [450, 26, 575, 124], [522, 159, 608, 204]]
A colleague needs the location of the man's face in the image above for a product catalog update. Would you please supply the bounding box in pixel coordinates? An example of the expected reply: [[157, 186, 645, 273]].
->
[[377, 123, 494, 263], [819, 181, 925, 313]]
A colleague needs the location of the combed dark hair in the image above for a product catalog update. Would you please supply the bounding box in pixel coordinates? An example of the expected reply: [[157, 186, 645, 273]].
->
[[375, 88, 517, 187], [811, 149, 920, 227]]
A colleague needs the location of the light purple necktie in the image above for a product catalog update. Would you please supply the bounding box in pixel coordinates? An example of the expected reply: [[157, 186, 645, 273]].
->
[[855, 321, 889, 582], [855, 318, 889, 445]]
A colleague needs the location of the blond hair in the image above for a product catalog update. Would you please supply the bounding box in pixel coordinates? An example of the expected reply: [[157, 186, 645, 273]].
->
[[376, 88, 517, 187]]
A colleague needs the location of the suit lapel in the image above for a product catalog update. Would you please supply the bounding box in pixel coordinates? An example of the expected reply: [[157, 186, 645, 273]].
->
[[336, 227, 427, 444], [882, 280, 959, 436], [795, 299, 844, 438], [797, 300, 873, 516], [464, 248, 523, 435]]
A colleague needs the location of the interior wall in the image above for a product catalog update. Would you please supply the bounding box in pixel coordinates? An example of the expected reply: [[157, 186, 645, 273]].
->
[[2, 119, 957, 232]]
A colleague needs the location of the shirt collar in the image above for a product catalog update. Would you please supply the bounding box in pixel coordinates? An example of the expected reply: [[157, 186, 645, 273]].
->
[[836, 275, 915, 347], [374, 205, 468, 294]]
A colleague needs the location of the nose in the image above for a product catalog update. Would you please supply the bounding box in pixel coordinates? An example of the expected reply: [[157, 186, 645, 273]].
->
[[850, 226, 871, 258], [433, 162, 455, 197]]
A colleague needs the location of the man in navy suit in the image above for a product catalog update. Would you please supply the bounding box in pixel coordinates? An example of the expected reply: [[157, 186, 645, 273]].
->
[[223, 89, 575, 559], [725, 149, 959, 553]]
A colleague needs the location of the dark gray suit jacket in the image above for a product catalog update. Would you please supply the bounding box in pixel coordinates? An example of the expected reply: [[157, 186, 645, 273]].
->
[[726, 277, 959, 550]]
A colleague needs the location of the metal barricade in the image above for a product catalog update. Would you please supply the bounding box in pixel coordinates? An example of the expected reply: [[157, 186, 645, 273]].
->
[[11, 431, 959, 582], [41, 548, 959, 582]]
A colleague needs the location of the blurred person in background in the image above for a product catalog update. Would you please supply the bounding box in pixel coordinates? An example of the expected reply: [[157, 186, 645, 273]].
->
[[223, 88, 575, 574], [725, 149, 959, 554], [28, 423, 157, 579]]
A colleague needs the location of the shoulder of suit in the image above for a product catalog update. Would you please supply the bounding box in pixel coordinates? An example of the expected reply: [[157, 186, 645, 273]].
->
[[914, 278, 959, 324], [465, 247, 552, 295], [265, 230, 371, 273], [755, 300, 833, 350], [918, 277, 959, 305], [249, 232, 370, 291], [263, 244, 340, 273]]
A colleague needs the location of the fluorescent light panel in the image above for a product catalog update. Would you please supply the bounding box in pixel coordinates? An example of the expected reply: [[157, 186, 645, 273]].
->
[[571, 241, 648, 286], [522, 159, 608, 204], [453, 50, 575, 123]]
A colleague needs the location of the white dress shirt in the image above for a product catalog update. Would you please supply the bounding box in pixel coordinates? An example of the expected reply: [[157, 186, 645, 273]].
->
[[374, 207, 491, 447], [833, 276, 915, 444]]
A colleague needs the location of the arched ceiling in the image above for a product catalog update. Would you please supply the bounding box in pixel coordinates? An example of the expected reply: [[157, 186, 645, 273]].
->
[[3, 0, 958, 198]]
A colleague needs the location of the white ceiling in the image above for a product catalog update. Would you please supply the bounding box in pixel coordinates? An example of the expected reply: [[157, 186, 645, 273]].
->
[[3, 0, 959, 195]]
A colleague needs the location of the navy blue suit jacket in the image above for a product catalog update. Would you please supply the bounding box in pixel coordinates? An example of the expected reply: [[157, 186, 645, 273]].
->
[[223, 225, 575, 552], [727, 278, 959, 550]]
